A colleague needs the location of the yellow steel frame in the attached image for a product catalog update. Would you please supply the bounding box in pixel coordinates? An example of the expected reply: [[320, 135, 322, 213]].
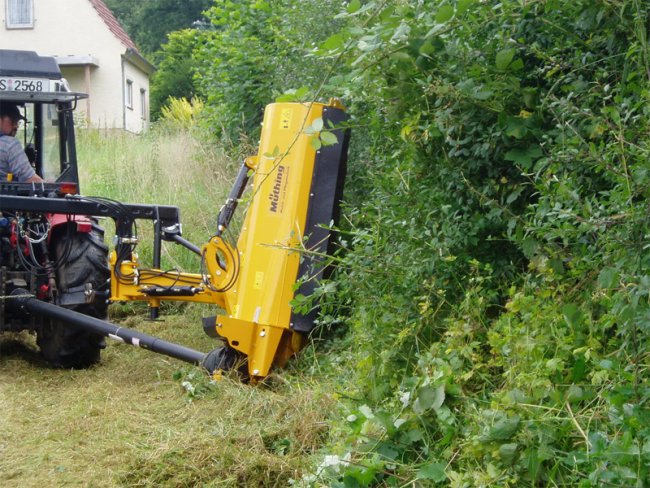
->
[[109, 101, 342, 379]]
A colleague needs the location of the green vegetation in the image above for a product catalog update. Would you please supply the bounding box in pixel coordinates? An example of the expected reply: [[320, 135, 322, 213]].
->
[[155, 0, 649, 485], [103, 0, 212, 55], [5, 0, 650, 486], [314, 1, 650, 485]]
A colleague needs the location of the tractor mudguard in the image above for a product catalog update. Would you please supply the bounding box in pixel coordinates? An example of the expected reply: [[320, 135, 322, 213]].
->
[[48, 213, 93, 235]]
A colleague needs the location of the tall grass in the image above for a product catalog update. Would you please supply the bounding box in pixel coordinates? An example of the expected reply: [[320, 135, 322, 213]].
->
[[76, 124, 241, 271]]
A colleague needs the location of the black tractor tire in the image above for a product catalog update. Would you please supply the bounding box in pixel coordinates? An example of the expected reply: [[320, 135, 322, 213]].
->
[[37, 223, 110, 369]]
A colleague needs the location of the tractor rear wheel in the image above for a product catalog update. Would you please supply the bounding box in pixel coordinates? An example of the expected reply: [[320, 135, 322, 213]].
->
[[37, 223, 110, 368]]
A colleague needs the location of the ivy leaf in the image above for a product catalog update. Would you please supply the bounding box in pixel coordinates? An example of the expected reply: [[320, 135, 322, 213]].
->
[[294, 86, 311, 99], [504, 146, 543, 169], [506, 186, 524, 204], [347, 0, 361, 13], [376, 443, 400, 461], [310, 137, 322, 151], [509, 58, 524, 71], [482, 416, 520, 441], [502, 116, 533, 139], [499, 443, 519, 464], [319, 33, 345, 52], [413, 385, 445, 413], [496, 48, 516, 70], [598, 267, 619, 288], [566, 385, 584, 402], [457, 0, 475, 14], [343, 466, 378, 486], [436, 5, 455, 23], [320, 131, 339, 146], [417, 462, 447, 482], [562, 303, 583, 328], [521, 238, 539, 258], [472, 89, 493, 100]]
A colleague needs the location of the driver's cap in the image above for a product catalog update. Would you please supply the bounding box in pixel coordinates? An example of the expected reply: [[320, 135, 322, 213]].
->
[[0, 102, 25, 123]]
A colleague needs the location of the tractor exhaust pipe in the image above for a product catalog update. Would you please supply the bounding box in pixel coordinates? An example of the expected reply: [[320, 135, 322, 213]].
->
[[9, 290, 207, 366]]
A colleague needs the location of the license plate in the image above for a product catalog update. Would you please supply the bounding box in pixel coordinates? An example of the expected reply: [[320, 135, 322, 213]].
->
[[0, 77, 50, 92]]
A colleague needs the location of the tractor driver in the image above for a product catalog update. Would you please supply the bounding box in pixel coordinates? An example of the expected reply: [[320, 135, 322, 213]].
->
[[0, 102, 44, 183]]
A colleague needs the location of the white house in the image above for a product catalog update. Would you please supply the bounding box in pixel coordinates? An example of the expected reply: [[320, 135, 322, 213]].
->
[[0, 0, 154, 133]]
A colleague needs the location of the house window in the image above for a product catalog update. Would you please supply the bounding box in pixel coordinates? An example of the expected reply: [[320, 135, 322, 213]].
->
[[6, 0, 33, 28], [125, 79, 133, 109], [140, 89, 147, 120]]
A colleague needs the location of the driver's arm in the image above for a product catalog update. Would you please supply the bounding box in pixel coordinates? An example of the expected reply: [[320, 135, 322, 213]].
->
[[25, 173, 44, 183]]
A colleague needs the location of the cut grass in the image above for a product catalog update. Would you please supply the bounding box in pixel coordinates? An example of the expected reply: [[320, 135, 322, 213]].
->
[[0, 314, 333, 487]]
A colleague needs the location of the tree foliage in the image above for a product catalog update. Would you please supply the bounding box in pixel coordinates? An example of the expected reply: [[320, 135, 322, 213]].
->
[[104, 0, 212, 55], [149, 29, 205, 120], [193, 0, 342, 138]]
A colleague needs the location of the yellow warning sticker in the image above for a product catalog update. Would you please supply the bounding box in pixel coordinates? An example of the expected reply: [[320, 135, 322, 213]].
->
[[280, 109, 292, 130]]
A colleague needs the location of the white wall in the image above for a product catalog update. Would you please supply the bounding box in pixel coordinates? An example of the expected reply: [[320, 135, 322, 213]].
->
[[0, 0, 150, 132], [123, 59, 150, 133]]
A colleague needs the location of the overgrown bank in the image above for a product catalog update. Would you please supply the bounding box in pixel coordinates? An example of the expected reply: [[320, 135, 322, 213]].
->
[[313, 2, 650, 485]]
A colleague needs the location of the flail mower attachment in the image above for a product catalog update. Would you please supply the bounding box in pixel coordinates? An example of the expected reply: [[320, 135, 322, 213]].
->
[[108, 101, 350, 380]]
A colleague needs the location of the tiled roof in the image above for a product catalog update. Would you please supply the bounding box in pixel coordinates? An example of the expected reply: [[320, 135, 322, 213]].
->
[[88, 0, 138, 52]]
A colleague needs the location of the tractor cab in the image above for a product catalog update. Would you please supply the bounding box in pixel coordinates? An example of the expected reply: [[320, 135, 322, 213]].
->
[[0, 49, 87, 186]]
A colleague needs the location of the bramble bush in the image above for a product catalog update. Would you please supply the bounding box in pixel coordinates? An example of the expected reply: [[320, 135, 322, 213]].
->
[[296, 0, 650, 485]]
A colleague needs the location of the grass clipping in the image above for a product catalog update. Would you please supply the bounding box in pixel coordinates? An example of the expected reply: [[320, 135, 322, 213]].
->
[[0, 319, 332, 487], [0, 127, 333, 487]]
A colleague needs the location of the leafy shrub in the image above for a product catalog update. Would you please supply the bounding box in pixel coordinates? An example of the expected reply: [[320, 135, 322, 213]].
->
[[303, 0, 650, 485], [159, 96, 204, 129]]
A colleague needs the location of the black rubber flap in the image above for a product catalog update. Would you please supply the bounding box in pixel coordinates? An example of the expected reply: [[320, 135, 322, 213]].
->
[[291, 105, 350, 333]]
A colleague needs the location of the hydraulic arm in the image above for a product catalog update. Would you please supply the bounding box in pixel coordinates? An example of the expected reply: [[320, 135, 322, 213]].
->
[[110, 100, 350, 379], [0, 51, 352, 381]]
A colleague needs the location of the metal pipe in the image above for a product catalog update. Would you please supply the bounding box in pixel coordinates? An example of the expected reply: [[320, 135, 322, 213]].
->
[[9, 290, 206, 365], [170, 234, 202, 255], [151, 213, 162, 320]]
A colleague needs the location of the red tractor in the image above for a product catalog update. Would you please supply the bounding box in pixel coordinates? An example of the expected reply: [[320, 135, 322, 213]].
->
[[0, 49, 110, 367]]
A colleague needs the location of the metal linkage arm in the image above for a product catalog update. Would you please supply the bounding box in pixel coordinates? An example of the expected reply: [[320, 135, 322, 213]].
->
[[0, 194, 181, 228], [215, 158, 255, 237]]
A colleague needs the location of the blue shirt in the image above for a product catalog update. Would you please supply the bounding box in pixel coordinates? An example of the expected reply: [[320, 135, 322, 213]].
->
[[0, 134, 35, 182]]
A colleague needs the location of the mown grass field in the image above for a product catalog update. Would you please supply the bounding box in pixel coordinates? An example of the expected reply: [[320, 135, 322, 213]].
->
[[0, 127, 335, 487]]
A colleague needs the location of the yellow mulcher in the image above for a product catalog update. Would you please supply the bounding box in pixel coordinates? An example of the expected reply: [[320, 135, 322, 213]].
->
[[1, 50, 350, 382]]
